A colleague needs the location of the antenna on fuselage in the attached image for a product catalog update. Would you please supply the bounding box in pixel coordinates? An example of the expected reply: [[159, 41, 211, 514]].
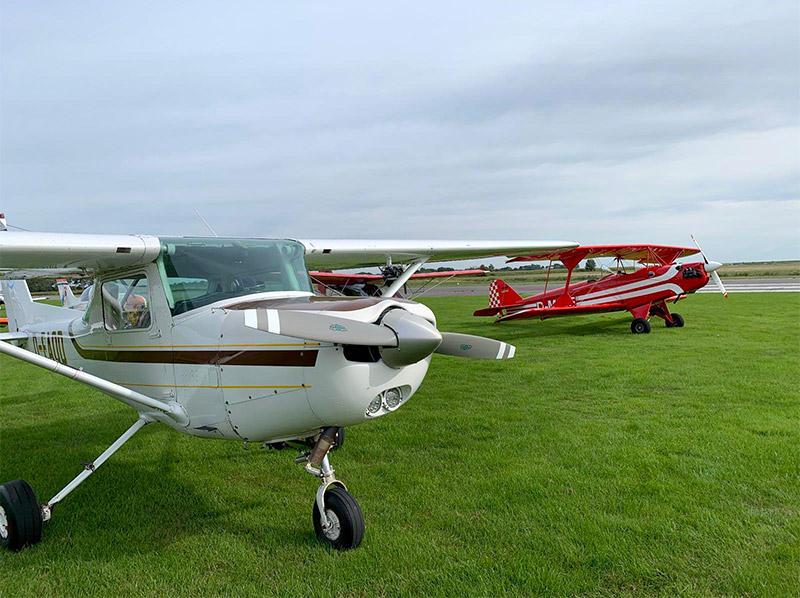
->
[[193, 209, 219, 237]]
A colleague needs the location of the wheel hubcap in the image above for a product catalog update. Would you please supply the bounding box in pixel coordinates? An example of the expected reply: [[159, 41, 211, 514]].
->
[[0, 505, 8, 540], [322, 509, 341, 541]]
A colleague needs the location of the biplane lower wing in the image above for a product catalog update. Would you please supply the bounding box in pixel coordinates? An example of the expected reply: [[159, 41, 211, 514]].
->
[[495, 301, 625, 322], [310, 269, 486, 286]]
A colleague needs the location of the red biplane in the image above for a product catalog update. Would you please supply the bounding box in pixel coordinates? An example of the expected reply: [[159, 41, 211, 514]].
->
[[474, 239, 727, 334]]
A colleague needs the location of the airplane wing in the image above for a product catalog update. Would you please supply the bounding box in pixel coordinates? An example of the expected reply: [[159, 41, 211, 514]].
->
[[508, 244, 700, 267], [297, 240, 579, 270], [309, 269, 487, 285], [0, 232, 161, 277]]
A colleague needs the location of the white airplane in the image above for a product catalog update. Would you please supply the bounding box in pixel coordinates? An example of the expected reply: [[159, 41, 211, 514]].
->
[[0, 224, 577, 550]]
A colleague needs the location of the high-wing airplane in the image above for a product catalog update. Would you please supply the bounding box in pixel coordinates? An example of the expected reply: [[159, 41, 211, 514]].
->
[[474, 241, 727, 334], [0, 225, 576, 550]]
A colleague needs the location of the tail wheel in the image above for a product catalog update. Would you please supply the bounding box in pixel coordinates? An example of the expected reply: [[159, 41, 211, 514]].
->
[[312, 486, 364, 550], [0, 480, 43, 551], [631, 318, 651, 334], [665, 313, 685, 328]]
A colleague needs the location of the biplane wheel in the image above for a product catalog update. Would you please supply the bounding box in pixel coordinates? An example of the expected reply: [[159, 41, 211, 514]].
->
[[631, 318, 651, 334], [313, 486, 364, 550], [0, 480, 43, 551], [665, 313, 684, 328]]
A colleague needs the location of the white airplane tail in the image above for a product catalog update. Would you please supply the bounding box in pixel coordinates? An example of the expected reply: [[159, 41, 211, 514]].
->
[[56, 279, 81, 308], [1, 280, 68, 332]]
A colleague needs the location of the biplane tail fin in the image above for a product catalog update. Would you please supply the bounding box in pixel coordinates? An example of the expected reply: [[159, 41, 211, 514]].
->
[[56, 279, 80, 308], [488, 279, 523, 309]]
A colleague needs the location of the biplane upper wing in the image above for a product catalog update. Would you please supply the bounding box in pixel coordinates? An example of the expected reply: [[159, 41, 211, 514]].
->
[[0, 231, 162, 277], [297, 240, 579, 270], [508, 244, 699, 267]]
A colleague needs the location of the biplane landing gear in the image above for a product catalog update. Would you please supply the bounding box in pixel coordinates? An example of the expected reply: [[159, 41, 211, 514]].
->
[[0, 480, 42, 551], [295, 426, 364, 550], [665, 313, 684, 328], [631, 318, 651, 334]]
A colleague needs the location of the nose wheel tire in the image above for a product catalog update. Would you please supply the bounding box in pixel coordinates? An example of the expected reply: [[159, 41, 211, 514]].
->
[[631, 318, 651, 334], [312, 486, 364, 550], [0, 480, 43, 551], [665, 313, 684, 328]]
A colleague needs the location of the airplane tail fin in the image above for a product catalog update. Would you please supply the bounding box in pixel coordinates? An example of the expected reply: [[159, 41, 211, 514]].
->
[[1, 280, 68, 332], [57, 279, 80, 308], [488, 279, 523, 308]]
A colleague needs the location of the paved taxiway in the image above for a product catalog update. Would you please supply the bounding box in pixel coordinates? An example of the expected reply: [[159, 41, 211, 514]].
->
[[419, 277, 800, 298]]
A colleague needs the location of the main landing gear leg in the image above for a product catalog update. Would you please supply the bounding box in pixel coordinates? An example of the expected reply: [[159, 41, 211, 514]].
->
[[649, 300, 685, 328], [295, 426, 364, 550], [0, 417, 149, 551]]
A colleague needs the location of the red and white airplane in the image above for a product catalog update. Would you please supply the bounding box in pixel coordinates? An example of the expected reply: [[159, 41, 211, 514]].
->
[[474, 239, 727, 334]]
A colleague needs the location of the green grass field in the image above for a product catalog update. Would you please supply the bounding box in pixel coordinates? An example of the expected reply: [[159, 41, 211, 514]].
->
[[1, 294, 798, 597]]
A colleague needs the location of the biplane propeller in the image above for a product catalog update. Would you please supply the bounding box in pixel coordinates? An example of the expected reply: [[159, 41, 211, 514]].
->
[[0, 221, 574, 550], [474, 240, 727, 334]]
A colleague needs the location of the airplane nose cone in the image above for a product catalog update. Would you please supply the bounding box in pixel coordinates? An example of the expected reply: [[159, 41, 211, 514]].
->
[[705, 261, 723, 273], [378, 310, 442, 368]]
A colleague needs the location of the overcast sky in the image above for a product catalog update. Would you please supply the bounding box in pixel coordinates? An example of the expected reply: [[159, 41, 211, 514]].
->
[[1, 1, 798, 263]]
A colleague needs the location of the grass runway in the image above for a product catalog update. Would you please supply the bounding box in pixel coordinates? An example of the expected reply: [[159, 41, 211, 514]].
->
[[1, 294, 798, 597]]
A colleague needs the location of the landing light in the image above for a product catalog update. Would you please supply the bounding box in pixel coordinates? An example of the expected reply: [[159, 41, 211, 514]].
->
[[383, 388, 403, 411], [367, 395, 383, 415]]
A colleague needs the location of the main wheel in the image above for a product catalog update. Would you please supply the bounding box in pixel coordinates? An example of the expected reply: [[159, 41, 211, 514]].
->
[[665, 313, 685, 328], [312, 486, 364, 550], [631, 318, 651, 334], [0, 480, 43, 551]]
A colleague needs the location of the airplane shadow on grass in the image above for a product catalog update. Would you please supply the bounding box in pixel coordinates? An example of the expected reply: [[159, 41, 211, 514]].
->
[[464, 315, 638, 341], [0, 409, 320, 566]]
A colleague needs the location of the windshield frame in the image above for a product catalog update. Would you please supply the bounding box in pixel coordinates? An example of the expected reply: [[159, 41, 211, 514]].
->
[[156, 237, 311, 315]]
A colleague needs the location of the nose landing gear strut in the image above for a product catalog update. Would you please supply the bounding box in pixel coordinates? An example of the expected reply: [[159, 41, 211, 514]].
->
[[294, 427, 364, 550]]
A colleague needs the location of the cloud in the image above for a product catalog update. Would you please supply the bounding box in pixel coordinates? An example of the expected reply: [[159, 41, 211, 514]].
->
[[0, 1, 798, 262]]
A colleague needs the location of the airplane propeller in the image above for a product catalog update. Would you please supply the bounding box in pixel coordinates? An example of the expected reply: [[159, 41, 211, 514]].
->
[[690, 234, 728, 298], [243, 307, 516, 367]]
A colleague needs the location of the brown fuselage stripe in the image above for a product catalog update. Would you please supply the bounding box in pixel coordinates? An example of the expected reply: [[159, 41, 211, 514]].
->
[[69, 338, 318, 367]]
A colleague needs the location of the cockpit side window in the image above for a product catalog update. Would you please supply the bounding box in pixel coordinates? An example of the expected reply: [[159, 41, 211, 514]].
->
[[101, 275, 152, 331]]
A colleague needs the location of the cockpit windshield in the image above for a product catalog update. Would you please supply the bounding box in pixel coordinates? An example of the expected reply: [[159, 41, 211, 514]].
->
[[157, 237, 311, 315]]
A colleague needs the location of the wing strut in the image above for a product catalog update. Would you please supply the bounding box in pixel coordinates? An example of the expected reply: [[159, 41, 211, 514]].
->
[[382, 258, 428, 298], [0, 340, 189, 425]]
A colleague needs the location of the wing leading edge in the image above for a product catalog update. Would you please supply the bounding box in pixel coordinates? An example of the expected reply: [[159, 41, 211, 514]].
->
[[297, 240, 580, 270]]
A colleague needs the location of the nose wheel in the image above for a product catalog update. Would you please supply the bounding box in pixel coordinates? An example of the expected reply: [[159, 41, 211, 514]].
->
[[296, 426, 364, 550], [312, 486, 364, 549]]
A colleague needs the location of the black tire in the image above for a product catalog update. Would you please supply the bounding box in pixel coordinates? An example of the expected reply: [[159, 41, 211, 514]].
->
[[631, 318, 651, 334], [0, 480, 42, 551], [667, 313, 684, 328], [312, 486, 364, 550]]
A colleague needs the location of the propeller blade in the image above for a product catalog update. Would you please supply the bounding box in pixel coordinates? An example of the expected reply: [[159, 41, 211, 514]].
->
[[711, 271, 728, 298], [691, 235, 727, 297], [436, 332, 516, 359], [690, 233, 709, 264], [243, 309, 398, 346]]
